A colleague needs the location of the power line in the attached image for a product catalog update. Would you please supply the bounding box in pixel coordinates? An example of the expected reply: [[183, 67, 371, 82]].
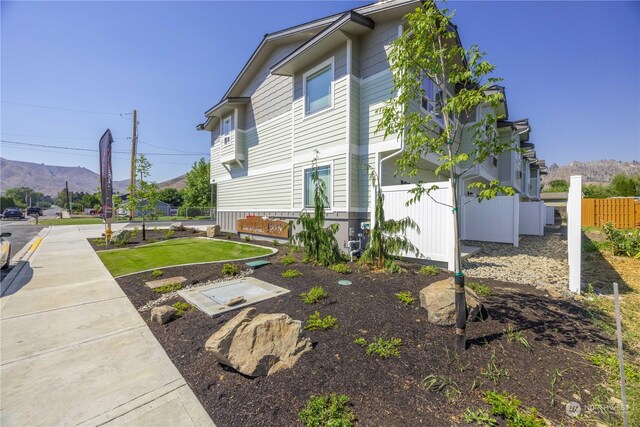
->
[[1, 132, 127, 141], [0, 139, 206, 156], [139, 140, 203, 154], [1, 101, 123, 115]]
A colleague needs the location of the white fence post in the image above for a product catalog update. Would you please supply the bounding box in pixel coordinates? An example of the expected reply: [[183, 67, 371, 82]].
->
[[512, 196, 520, 247], [568, 175, 582, 294]]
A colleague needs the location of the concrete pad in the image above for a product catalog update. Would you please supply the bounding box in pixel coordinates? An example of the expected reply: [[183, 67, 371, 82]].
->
[[145, 276, 188, 289], [1, 278, 125, 319], [0, 327, 184, 426], [179, 277, 289, 317], [1, 297, 145, 364]]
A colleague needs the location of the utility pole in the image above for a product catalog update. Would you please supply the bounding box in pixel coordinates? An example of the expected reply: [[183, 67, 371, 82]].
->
[[129, 109, 138, 220]]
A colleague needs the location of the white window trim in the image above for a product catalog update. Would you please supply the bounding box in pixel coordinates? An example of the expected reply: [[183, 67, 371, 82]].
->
[[419, 78, 453, 130], [222, 114, 234, 145], [302, 57, 335, 118], [302, 162, 333, 210]]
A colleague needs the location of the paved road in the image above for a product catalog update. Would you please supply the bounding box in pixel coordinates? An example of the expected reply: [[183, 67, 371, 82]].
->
[[0, 221, 44, 281]]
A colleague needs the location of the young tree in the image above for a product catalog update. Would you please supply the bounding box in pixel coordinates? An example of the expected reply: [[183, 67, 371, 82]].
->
[[118, 155, 161, 239], [542, 179, 569, 193], [183, 158, 211, 208], [378, 2, 517, 349], [360, 167, 420, 269], [290, 155, 343, 266]]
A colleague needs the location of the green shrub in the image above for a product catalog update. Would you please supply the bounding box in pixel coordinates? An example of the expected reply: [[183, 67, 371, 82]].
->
[[244, 235, 251, 242], [300, 286, 328, 304], [329, 263, 351, 274], [505, 326, 532, 352], [385, 259, 406, 274], [463, 408, 497, 426], [280, 255, 296, 265], [282, 269, 303, 278], [304, 311, 337, 330], [419, 265, 439, 275], [354, 337, 367, 346], [150, 269, 164, 277], [603, 223, 640, 258], [152, 283, 183, 293], [221, 263, 238, 276], [110, 230, 135, 246], [395, 291, 416, 305], [164, 230, 175, 239], [467, 281, 493, 297], [272, 239, 280, 247], [171, 301, 192, 317], [357, 337, 402, 359], [299, 393, 355, 427], [484, 391, 547, 427]]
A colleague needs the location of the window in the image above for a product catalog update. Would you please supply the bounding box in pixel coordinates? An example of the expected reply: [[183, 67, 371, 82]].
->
[[304, 165, 330, 208], [421, 78, 443, 122], [305, 64, 332, 115], [222, 115, 234, 144]]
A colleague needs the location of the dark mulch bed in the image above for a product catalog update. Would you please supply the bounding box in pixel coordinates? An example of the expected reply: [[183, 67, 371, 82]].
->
[[114, 250, 609, 427]]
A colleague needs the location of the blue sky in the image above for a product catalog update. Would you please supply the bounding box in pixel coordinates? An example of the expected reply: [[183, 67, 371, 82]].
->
[[1, 1, 638, 183]]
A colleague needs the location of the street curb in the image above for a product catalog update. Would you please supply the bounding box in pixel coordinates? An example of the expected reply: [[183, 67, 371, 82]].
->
[[0, 227, 51, 297]]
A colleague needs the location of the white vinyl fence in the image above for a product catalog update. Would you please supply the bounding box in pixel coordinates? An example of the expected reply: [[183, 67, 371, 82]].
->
[[519, 201, 546, 236], [460, 196, 519, 246], [381, 182, 455, 270], [546, 206, 555, 225], [567, 175, 582, 294]]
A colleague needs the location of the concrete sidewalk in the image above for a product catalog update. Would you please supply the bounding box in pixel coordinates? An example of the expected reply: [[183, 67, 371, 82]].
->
[[0, 225, 215, 426]]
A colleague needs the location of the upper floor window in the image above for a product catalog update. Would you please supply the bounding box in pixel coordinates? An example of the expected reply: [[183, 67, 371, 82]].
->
[[304, 165, 331, 208], [222, 115, 234, 136], [421, 78, 443, 122], [305, 63, 332, 116]]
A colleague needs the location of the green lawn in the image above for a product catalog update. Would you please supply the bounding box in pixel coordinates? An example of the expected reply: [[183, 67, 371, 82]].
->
[[97, 238, 272, 277], [36, 218, 104, 226]]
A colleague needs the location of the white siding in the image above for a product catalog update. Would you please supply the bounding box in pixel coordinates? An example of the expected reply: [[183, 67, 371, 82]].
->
[[244, 112, 292, 170], [217, 170, 291, 210]]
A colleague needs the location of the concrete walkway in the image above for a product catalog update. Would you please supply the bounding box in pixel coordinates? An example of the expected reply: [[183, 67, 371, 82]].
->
[[0, 225, 215, 426]]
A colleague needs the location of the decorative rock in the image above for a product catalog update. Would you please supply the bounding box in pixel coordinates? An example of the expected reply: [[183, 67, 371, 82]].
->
[[419, 279, 485, 326], [169, 222, 184, 231], [145, 276, 188, 289], [150, 305, 177, 324], [207, 225, 221, 238], [205, 307, 312, 377]]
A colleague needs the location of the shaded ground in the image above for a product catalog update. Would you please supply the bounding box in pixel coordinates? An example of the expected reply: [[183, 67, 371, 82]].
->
[[114, 248, 610, 427]]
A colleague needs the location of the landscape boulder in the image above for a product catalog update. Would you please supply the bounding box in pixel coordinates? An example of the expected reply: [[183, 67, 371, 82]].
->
[[169, 222, 184, 231], [206, 225, 221, 238], [150, 305, 177, 325], [205, 307, 312, 377], [419, 279, 486, 326]]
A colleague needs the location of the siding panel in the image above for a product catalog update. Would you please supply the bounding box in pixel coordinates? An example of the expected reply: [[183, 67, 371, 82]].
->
[[360, 20, 398, 79], [217, 170, 291, 210]]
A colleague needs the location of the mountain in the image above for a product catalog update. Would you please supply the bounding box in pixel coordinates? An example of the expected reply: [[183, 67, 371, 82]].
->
[[541, 160, 640, 185], [158, 173, 187, 190], [0, 157, 187, 196]]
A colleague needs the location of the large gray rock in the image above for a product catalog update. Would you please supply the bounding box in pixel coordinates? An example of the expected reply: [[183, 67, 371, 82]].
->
[[206, 225, 221, 238], [205, 307, 312, 377], [419, 279, 486, 326], [169, 222, 184, 231], [150, 305, 177, 324]]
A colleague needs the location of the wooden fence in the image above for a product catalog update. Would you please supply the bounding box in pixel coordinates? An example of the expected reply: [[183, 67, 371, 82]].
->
[[582, 198, 640, 228]]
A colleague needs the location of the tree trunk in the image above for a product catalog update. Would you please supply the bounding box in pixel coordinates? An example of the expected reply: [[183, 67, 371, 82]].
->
[[448, 168, 467, 351]]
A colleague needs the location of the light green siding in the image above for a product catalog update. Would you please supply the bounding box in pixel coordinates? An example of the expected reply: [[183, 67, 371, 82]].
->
[[217, 170, 291, 210], [244, 112, 292, 170], [359, 71, 394, 147], [292, 154, 348, 210], [293, 77, 348, 156]]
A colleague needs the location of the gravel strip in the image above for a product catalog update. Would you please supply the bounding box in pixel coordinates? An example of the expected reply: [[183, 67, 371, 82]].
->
[[463, 227, 569, 292]]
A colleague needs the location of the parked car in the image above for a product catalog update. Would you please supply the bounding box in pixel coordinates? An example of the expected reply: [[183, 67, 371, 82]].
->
[[27, 207, 43, 216], [2, 208, 24, 220], [1, 232, 11, 269]]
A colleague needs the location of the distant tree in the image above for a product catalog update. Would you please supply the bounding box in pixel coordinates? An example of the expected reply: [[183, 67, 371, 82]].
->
[[159, 188, 184, 207], [542, 179, 569, 193], [183, 158, 211, 208], [1, 196, 17, 211], [81, 193, 101, 210], [4, 187, 34, 208], [610, 174, 639, 197], [583, 184, 611, 199]]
